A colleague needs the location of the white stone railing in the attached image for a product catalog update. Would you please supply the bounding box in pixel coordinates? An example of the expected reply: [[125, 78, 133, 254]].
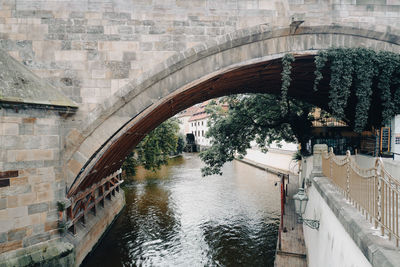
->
[[322, 148, 400, 247]]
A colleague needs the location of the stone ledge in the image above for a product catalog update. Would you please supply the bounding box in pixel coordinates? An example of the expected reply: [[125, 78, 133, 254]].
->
[[0, 239, 74, 267], [235, 157, 290, 176], [0, 48, 78, 111], [312, 176, 400, 267]]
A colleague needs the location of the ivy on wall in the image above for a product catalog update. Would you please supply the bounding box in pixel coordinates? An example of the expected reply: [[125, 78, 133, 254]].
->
[[353, 48, 375, 131], [298, 47, 400, 132], [376, 51, 400, 125], [280, 53, 295, 115]]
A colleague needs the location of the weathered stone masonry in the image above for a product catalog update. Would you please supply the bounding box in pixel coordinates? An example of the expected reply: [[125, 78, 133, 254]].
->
[[0, 107, 70, 258], [2, 0, 400, 265], [1, 0, 400, 114]]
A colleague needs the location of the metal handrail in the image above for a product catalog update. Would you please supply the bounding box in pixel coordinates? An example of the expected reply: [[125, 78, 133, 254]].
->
[[322, 149, 400, 247]]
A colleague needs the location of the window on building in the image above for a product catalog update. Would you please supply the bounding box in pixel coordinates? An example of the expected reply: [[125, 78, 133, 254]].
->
[[198, 131, 200, 136], [396, 136, 400, 144], [202, 130, 204, 136], [202, 121, 204, 126]]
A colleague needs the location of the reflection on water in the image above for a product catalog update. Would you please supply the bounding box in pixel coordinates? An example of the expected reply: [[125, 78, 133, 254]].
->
[[82, 154, 280, 267]]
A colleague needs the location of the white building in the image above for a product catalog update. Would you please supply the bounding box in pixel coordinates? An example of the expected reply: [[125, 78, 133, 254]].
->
[[189, 103, 211, 148], [176, 105, 199, 136], [176, 101, 211, 149], [177, 100, 228, 149]]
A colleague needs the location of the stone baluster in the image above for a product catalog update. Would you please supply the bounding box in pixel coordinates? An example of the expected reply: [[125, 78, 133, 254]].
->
[[311, 144, 328, 179]]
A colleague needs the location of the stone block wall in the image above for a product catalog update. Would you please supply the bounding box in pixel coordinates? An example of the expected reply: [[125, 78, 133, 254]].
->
[[0, 0, 399, 115], [1, 0, 400, 263], [0, 107, 64, 254]]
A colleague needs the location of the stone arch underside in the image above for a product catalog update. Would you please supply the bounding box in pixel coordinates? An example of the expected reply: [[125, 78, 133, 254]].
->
[[66, 24, 400, 197]]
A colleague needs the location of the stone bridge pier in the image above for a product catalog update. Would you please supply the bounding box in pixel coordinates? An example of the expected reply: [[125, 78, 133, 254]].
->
[[1, 0, 400, 266]]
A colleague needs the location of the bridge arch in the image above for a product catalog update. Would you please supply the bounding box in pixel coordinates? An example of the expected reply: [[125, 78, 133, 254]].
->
[[65, 23, 400, 196]]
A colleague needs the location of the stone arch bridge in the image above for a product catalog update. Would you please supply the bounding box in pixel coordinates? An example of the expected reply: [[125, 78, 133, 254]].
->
[[1, 0, 400, 265]]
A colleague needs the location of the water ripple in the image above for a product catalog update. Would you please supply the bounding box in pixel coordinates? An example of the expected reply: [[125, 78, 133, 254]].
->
[[82, 154, 280, 267]]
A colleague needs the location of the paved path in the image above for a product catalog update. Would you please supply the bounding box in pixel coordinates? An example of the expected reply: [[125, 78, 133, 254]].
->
[[274, 174, 307, 267], [235, 157, 290, 176]]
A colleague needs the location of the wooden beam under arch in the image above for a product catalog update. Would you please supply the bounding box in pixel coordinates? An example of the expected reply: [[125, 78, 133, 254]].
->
[[68, 54, 330, 197]]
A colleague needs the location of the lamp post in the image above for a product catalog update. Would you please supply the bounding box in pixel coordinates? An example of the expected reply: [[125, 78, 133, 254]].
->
[[293, 188, 320, 230]]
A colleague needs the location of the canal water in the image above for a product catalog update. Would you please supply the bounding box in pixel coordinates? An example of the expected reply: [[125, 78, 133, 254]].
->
[[82, 154, 281, 267]]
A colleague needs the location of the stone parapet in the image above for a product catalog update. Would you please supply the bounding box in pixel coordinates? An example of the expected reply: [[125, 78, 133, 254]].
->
[[310, 176, 400, 267]]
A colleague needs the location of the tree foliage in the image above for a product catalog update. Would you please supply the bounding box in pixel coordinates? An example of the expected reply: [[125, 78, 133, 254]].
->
[[280, 54, 295, 115], [122, 118, 180, 176], [353, 49, 375, 131], [199, 94, 314, 176], [201, 47, 400, 176], [176, 134, 186, 155], [313, 47, 400, 131], [313, 50, 328, 92]]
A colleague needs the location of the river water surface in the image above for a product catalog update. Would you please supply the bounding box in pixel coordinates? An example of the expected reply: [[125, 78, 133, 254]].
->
[[82, 154, 280, 267]]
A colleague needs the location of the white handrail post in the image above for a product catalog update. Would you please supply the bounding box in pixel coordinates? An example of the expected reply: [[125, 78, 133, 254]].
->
[[311, 144, 328, 181], [375, 159, 383, 234], [346, 150, 351, 200], [329, 147, 333, 180]]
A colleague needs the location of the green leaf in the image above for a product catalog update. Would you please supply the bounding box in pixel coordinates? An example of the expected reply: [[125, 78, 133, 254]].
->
[[122, 118, 180, 176]]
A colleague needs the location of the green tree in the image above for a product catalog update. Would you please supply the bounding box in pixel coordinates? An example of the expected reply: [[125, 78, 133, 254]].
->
[[175, 134, 186, 155], [199, 94, 314, 176], [200, 48, 400, 176], [313, 47, 400, 131], [121, 152, 138, 177], [122, 118, 180, 176]]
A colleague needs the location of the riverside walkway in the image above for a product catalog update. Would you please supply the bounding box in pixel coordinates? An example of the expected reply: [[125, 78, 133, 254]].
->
[[236, 157, 307, 266], [274, 174, 307, 267]]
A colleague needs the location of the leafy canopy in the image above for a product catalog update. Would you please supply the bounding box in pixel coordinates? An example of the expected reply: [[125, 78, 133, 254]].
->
[[122, 118, 181, 177], [201, 47, 400, 175], [313, 48, 400, 131], [122, 48, 400, 177], [199, 95, 314, 176]]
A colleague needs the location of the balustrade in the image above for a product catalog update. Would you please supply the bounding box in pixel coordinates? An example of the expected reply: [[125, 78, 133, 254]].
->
[[322, 149, 399, 247]]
